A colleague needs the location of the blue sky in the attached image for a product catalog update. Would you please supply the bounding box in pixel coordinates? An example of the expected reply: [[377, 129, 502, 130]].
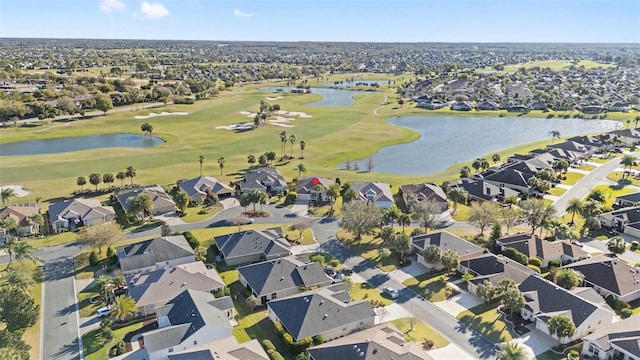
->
[[1, 0, 639, 43]]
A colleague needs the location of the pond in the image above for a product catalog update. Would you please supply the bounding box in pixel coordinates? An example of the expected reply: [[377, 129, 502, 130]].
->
[[258, 87, 367, 107], [0, 133, 165, 156], [344, 116, 622, 175]]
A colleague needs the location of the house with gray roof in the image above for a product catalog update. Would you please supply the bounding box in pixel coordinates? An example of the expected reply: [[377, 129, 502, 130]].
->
[[214, 227, 291, 267], [238, 167, 287, 194], [562, 254, 640, 303], [447, 178, 519, 203], [481, 161, 541, 195], [177, 176, 234, 203], [518, 275, 614, 344], [307, 323, 431, 360], [460, 253, 535, 296], [495, 233, 589, 267], [48, 198, 115, 233], [581, 315, 640, 360], [350, 182, 394, 209], [142, 289, 233, 360], [609, 128, 640, 146], [0, 203, 40, 242], [238, 255, 331, 304], [167, 336, 269, 360], [295, 177, 335, 202], [127, 261, 225, 316], [267, 283, 375, 342], [411, 231, 484, 270], [118, 235, 195, 275], [115, 185, 176, 217], [399, 182, 448, 212], [599, 206, 640, 237], [615, 192, 640, 208]]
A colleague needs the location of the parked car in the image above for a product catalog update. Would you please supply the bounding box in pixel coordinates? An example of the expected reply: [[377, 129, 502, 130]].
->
[[324, 266, 338, 276], [97, 305, 114, 318], [571, 240, 584, 248], [383, 287, 399, 299], [341, 268, 354, 276], [331, 273, 345, 283]]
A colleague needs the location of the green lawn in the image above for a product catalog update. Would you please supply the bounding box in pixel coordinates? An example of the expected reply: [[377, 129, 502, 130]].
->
[[577, 164, 596, 171], [456, 303, 518, 343], [179, 203, 223, 223], [350, 282, 392, 307], [547, 187, 566, 196], [78, 284, 101, 318], [390, 317, 450, 348], [336, 229, 402, 272], [475, 59, 614, 73], [26, 232, 77, 249], [82, 321, 144, 360], [452, 203, 471, 221], [562, 172, 585, 186], [402, 272, 459, 302], [188, 223, 316, 248]]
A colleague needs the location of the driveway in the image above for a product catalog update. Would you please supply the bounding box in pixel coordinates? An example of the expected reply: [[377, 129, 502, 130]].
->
[[511, 328, 557, 358], [434, 291, 482, 317], [290, 199, 309, 216], [429, 343, 478, 360], [374, 303, 413, 324], [387, 259, 428, 283]]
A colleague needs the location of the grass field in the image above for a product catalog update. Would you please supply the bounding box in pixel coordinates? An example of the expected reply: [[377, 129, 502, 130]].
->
[[476, 59, 615, 73], [390, 317, 450, 348], [457, 303, 518, 343], [402, 272, 459, 302]]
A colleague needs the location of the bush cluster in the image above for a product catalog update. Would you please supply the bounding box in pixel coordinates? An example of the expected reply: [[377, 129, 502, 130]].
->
[[182, 231, 200, 249], [503, 247, 528, 265], [274, 322, 314, 353]]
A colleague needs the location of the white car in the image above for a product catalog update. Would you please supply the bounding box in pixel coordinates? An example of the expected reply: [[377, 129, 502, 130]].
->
[[383, 287, 399, 299], [97, 305, 114, 318]]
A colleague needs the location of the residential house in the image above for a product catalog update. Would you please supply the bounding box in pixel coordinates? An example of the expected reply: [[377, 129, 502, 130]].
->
[[117, 235, 196, 275], [547, 141, 597, 159], [295, 177, 335, 202], [562, 254, 640, 303], [238, 167, 287, 194], [267, 283, 376, 342], [495, 233, 589, 267], [608, 102, 631, 112], [531, 101, 548, 111], [214, 227, 291, 267], [581, 315, 640, 360], [0, 203, 40, 242], [412, 231, 484, 270], [566, 135, 612, 154], [476, 100, 500, 111], [177, 176, 234, 203], [450, 101, 473, 111], [142, 289, 233, 360], [417, 100, 447, 110], [581, 104, 604, 114], [399, 183, 448, 212], [447, 178, 519, 203], [48, 198, 116, 233], [481, 161, 540, 195], [615, 193, 640, 209], [459, 253, 535, 296], [238, 255, 332, 304], [518, 275, 614, 344], [599, 206, 640, 237], [167, 336, 269, 360], [115, 185, 176, 216], [350, 182, 394, 209], [609, 129, 640, 146], [508, 103, 529, 113], [307, 323, 432, 360], [127, 261, 225, 316]]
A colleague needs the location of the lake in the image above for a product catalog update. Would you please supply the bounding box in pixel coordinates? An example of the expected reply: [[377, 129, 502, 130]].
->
[[0, 134, 165, 156], [258, 87, 367, 107], [346, 116, 622, 175]]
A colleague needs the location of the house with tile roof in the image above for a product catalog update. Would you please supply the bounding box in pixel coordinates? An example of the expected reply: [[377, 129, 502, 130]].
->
[[0, 203, 40, 242], [581, 315, 640, 360], [495, 233, 590, 267], [411, 231, 484, 270], [177, 176, 234, 203], [562, 254, 640, 303], [350, 182, 394, 209], [115, 185, 176, 216], [238, 255, 331, 304], [48, 198, 116, 233], [238, 167, 287, 194], [214, 227, 291, 267], [307, 323, 431, 360], [117, 235, 196, 275], [142, 289, 233, 360], [167, 336, 269, 360], [267, 283, 375, 342], [518, 275, 614, 344], [295, 177, 335, 202], [127, 261, 225, 316]]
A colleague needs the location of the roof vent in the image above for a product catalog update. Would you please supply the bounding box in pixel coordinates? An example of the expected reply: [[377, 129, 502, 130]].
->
[[280, 277, 285, 281], [323, 314, 328, 319], [320, 300, 324, 305]]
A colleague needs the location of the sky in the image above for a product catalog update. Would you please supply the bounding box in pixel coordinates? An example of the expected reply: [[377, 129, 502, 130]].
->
[[0, 0, 639, 43]]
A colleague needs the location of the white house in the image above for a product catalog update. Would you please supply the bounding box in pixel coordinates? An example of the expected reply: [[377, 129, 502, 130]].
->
[[350, 182, 394, 209]]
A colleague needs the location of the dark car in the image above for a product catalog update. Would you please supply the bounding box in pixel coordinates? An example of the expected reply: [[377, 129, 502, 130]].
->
[[341, 268, 354, 276]]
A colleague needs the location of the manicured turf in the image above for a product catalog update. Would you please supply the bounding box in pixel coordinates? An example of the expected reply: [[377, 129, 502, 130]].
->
[[336, 229, 402, 272], [350, 282, 392, 307], [390, 317, 450, 348], [457, 303, 518, 343], [562, 172, 585, 185], [402, 272, 459, 302], [82, 321, 143, 360]]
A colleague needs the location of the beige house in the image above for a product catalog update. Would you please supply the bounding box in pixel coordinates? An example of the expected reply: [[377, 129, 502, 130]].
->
[[581, 315, 640, 360], [115, 185, 176, 217], [48, 198, 115, 233]]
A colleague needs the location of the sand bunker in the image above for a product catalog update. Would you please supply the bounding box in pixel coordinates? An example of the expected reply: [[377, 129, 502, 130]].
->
[[0, 185, 30, 197], [134, 112, 189, 119], [215, 123, 254, 131], [266, 96, 285, 101], [218, 109, 312, 130], [239, 111, 252, 115]]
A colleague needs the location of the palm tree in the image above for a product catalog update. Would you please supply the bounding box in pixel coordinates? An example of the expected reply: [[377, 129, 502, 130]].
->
[[620, 154, 637, 179], [472, 158, 482, 173], [587, 188, 607, 204], [295, 163, 307, 178], [96, 274, 113, 302], [495, 342, 527, 360], [76, 176, 87, 192], [110, 295, 138, 321], [398, 213, 411, 232], [325, 184, 341, 212], [2, 235, 17, 268], [279, 131, 287, 158], [126, 166, 136, 186], [565, 198, 583, 225], [217, 157, 225, 175], [12, 242, 34, 262], [199, 155, 205, 176], [116, 171, 127, 187], [491, 153, 501, 164], [257, 191, 268, 211], [299, 140, 306, 158], [448, 187, 468, 214], [289, 134, 296, 158], [1, 188, 15, 206], [549, 130, 561, 144]]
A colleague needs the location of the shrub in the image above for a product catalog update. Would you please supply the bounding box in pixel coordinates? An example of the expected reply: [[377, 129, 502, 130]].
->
[[89, 251, 100, 267], [309, 254, 325, 264], [547, 259, 562, 268], [503, 247, 528, 265], [182, 231, 200, 249], [620, 308, 633, 318], [109, 341, 125, 356], [329, 259, 340, 267], [268, 351, 285, 360], [410, 228, 424, 237], [296, 353, 309, 360], [287, 191, 298, 203], [631, 241, 639, 251], [424, 339, 435, 349], [528, 257, 542, 268], [262, 339, 276, 352], [527, 264, 541, 273], [106, 247, 115, 258], [312, 335, 324, 345]]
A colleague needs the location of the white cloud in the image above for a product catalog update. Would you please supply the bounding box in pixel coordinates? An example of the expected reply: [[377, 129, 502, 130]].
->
[[99, 0, 125, 13], [140, 1, 169, 19], [233, 8, 253, 18]]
